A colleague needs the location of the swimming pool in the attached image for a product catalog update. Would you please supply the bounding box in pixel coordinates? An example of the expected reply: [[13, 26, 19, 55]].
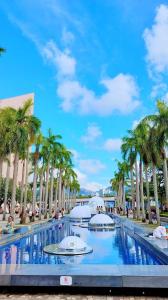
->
[[0, 219, 164, 265]]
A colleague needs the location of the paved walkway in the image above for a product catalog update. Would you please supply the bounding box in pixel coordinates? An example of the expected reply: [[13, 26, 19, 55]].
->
[[0, 295, 167, 300]]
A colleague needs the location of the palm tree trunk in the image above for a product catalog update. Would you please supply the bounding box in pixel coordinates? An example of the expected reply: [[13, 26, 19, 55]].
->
[[11, 152, 19, 218], [145, 165, 151, 223], [130, 166, 136, 218], [32, 159, 38, 215], [20, 160, 26, 211], [0, 158, 3, 177], [54, 174, 59, 211], [67, 187, 70, 211], [39, 172, 43, 220], [23, 155, 29, 214], [3, 154, 11, 221], [61, 184, 64, 209], [58, 169, 62, 209], [135, 159, 140, 219], [163, 151, 168, 210], [74, 191, 76, 208], [44, 164, 50, 218], [118, 181, 122, 208], [140, 159, 145, 220], [0, 158, 3, 203], [122, 180, 126, 214], [152, 164, 160, 224], [49, 167, 54, 217]]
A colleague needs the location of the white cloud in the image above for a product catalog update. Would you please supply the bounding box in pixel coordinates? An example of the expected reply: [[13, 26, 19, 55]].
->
[[69, 149, 79, 161], [78, 159, 106, 174], [57, 74, 140, 116], [143, 4, 168, 75], [81, 124, 102, 143], [62, 28, 75, 45], [9, 17, 140, 116], [150, 82, 168, 98], [163, 92, 168, 104], [84, 181, 103, 192], [74, 168, 103, 191], [103, 138, 122, 152], [74, 168, 87, 183], [42, 40, 76, 77]]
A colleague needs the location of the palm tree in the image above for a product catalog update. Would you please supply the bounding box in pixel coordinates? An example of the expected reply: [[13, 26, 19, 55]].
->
[[49, 137, 62, 217], [0, 47, 5, 56], [134, 121, 151, 221], [8, 99, 41, 219], [57, 145, 72, 210], [31, 132, 43, 220], [41, 129, 62, 218], [146, 100, 168, 209], [121, 131, 141, 219], [70, 179, 80, 208], [112, 161, 129, 214], [110, 175, 120, 208], [0, 108, 14, 198], [121, 136, 136, 217], [147, 126, 161, 224], [2, 154, 11, 220], [62, 166, 77, 211], [0, 107, 15, 214]]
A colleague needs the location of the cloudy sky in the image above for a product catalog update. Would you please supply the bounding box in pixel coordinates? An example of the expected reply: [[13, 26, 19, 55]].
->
[[0, 0, 168, 191]]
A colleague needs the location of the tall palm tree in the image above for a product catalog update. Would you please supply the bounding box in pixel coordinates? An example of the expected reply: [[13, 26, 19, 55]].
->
[[31, 132, 43, 220], [70, 179, 80, 208], [114, 161, 129, 214], [146, 100, 168, 209], [41, 129, 62, 218], [0, 108, 14, 198], [49, 138, 62, 217], [62, 166, 77, 211], [9, 99, 41, 218], [134, 121, 151, 221], [0, 47, 5, 55], [57, 145, 72, 210], [110, 175, 120, 208], [2, 154, 12, 220], [121, 131, 141, 219], [121, 136, 136, 217], [147, 126, 161, 224]]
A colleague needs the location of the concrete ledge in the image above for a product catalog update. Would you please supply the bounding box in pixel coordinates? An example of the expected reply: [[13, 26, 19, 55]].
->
[[0, 264, 168, 288], [122, 275, 168, 288]]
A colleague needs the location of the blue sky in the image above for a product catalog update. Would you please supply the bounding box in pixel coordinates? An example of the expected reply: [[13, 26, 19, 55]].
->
[[1, 0, 168, 191]]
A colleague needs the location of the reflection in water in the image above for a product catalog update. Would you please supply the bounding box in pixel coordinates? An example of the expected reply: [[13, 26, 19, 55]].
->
[[0, 220, 162, 266]]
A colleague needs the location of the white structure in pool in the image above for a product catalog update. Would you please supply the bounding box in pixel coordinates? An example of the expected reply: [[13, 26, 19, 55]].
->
[[59, 236, 86, 250], [69, 205, 91, 221], [88, 213, 115, 229], [88, 196, 105, 214], [43, 236, 93, 255]]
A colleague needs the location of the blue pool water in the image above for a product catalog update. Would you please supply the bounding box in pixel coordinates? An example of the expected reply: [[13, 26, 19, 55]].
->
[[0, 220, 163, 265]]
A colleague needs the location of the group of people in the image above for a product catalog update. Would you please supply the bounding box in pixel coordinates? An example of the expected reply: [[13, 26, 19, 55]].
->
[[153, 226, 168, 239], [0, 216, 15, 234], [96, 206, 104, 214], [52, 208, 64, 220]]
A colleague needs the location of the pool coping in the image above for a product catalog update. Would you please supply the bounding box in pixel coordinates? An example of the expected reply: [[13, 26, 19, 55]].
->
[[0, 216, 168, 288]]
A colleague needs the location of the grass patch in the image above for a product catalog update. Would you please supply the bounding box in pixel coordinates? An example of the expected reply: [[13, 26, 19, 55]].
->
[[160, 212, 168, 217]]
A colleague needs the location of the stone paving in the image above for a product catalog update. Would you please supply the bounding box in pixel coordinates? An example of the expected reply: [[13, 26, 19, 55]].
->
[[0, 295, 168, 299]]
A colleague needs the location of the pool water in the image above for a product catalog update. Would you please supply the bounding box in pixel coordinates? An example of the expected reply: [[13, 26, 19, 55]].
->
[[0, 220, 163, 265]]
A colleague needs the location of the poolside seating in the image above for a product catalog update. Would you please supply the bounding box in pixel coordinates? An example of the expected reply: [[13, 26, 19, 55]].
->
[[153, 226, 168, 239]]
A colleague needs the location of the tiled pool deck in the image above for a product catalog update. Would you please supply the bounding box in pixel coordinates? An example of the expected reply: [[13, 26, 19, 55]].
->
[[0, 216, 168, 290], [0, 295, 167, 299]]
